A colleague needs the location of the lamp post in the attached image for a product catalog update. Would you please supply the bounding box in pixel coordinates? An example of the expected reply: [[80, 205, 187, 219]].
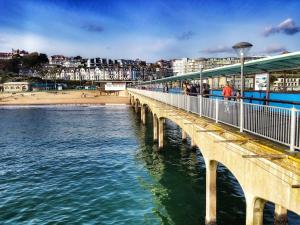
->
[[232, 42, 253, 97], [199, 64, 204, 117], [232, 42, 253, 132]]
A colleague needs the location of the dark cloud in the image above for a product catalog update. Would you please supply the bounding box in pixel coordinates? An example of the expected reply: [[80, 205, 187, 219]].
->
[[200, 46, 233, 54], [263, 45, 287, 54], [81, 24, 104, 33], [263, 18, 300, 37], [177, 31, 196, 41]]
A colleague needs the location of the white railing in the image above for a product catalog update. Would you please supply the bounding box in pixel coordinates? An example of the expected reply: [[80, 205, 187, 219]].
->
[[128, 88, 300, 151]]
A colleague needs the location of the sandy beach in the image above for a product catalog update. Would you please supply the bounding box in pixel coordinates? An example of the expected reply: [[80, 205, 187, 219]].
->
[[0, 90, 130, 105]]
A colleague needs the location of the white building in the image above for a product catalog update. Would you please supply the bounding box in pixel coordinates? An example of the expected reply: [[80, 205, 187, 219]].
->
[[172, 57, 263, 76], [273, 77, 300, 90], [3, 82, 30, 92]]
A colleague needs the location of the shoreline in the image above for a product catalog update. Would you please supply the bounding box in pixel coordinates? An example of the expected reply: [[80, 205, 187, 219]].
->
[[0, 90, 130, 105]]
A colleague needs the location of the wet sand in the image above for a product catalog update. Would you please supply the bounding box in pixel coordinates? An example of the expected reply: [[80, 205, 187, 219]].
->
[[0, 90, 130, 105]]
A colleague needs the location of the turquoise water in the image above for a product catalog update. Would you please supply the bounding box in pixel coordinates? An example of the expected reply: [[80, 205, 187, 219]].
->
[[0, 105, 299, 224]]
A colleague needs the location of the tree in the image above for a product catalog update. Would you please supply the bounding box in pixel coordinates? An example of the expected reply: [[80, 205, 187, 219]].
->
[[22, 52, 49, 69]]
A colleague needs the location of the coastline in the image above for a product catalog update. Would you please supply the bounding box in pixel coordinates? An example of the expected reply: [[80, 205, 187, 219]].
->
[[0, 90, 130, 105]]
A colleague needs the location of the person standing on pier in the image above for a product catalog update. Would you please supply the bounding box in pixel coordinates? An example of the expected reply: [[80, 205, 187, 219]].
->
[[222, 82, 233, 100]]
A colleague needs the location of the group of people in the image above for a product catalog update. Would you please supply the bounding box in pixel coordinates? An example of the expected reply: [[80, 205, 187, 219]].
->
[[182, 82, 210, 97], [162, 81, 241, 101]]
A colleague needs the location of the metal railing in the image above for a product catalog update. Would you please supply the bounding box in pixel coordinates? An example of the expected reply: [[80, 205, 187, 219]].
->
[[128, 88, 300, 151]]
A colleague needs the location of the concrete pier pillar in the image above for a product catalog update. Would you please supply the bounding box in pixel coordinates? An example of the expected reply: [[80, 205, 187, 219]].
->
[[246, 196, 266, 225], [182, 130, 187, 142], [158, 118, 164, 149], [205, 160, 217, 225], [153, 114, 158, 142], [135, 101, 139, 113], [141, 105, 146, 125], [274, 205, 288, 225]]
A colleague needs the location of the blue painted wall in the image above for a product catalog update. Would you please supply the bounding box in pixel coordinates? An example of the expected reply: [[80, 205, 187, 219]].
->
[[147, 88, 300, 109]]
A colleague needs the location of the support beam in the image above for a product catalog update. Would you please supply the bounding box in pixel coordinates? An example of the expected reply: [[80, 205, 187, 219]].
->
[[135, 101, 139, 113], [158, 118, 164, 149], [141, 105, 146, 125], [246, 197, 266, 225], [182, 129, 187, 142], [153, 114, 158, 142], [205, 160, 217, 225], [274, 205, 288, 225]]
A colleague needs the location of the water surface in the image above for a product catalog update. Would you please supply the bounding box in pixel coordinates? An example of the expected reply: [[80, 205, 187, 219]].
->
[[0, 105, 299, 224]]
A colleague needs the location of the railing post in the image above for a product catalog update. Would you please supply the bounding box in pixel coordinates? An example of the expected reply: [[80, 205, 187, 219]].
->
[[240, 99, 244, 132], [290, 107, 296, 152], [199, 95, 203, 117], [215, 98, 219, 123]]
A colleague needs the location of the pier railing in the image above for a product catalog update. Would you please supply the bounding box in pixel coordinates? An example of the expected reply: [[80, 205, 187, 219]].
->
[[128, 88, 300, 151]]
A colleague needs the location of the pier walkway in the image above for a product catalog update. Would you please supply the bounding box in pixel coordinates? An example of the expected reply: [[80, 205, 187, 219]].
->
[[128, 88, 300, 225]]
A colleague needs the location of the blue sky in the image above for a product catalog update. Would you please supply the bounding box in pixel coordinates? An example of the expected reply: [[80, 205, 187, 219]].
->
[[0, 0, 300, 61]]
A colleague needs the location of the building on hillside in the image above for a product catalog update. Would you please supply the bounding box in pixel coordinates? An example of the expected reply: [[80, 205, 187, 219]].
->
[[12, 49, 29, 57], [0, 52, 13, 60], [273, 77, 300, 91], [155, 60, 173, 79], [3, 82, 31, 92]]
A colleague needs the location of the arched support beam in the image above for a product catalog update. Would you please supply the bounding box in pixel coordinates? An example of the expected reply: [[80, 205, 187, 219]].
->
[[274, 205, 288, 225], [246, 196, 266, 225], [205, 159, 218, 225]]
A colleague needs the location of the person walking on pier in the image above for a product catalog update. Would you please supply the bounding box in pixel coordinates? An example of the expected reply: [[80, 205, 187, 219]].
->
[[222, 82, 233, 112]]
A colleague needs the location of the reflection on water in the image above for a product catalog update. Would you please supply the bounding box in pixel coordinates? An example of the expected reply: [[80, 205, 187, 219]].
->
[[0, 105, 299, 225], [132, 109, 300, 225]]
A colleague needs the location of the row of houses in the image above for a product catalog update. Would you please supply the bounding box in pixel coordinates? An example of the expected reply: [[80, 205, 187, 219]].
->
[[44, 66, 161, 81]]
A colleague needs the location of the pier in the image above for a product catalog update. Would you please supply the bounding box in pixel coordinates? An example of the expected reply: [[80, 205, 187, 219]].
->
[[127, 52, 300, 225], [129, 89, 300, 225]]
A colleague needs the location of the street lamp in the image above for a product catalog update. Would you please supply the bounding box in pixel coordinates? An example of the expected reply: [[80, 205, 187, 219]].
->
[[232, 42, 253, 97], [232, 42, 253, 132], [199, 64, 204, 117]]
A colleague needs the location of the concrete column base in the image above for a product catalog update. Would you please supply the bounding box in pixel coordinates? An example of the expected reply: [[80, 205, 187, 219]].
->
[[205, 160, 217, 224], [274, 205, 288, 225], [141, 106, 146, 125], [205, 220, 217, 225], [246, 196, 266, 225], [159, 118, 164, 149], [153, 114, 158, 142]]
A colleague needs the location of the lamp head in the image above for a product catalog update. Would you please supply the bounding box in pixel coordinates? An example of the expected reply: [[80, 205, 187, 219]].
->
[[232, 42, 253, 57]]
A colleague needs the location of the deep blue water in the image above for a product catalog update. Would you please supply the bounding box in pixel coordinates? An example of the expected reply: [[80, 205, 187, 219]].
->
[[0, 105, 299, 224]]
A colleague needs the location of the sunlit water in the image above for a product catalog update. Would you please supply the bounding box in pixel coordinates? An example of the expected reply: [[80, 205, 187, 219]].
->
[[0, 105, 299, 224]]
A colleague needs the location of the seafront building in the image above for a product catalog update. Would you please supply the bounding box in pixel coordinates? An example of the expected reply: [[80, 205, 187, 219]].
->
[[172, 57, 263, 76], [3, 81, 30, 92]]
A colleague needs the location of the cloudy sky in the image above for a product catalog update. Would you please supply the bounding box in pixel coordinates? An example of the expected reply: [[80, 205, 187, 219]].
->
[[0, 0, 300, 61]]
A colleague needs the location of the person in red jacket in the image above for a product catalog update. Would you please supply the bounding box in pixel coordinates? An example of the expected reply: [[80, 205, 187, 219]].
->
[[222, 82, 233, 100]]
